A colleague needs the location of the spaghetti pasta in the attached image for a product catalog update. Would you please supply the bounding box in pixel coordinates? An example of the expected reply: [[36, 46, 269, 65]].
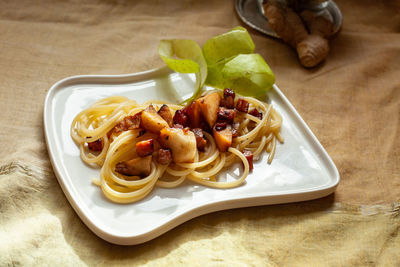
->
[[71, 90, 283, 204]]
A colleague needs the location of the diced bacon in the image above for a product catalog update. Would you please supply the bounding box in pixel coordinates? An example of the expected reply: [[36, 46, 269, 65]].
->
[[192, 128, 207, 151], [217, 107, 236, 123], [220, 97, 234, 109], [136, 139, 154, 157], [249, 108, 263, 120], [224, 88, 236, 99], [236, 98, 249, 113], [108, 113, 141, 141], [220, 88, 235, 109], [173, 109, 189, 127], [243, 150, 253, 171], [156, 148, 172, 165], [118, 114, 141, 130], [87, 139, 103, 151]]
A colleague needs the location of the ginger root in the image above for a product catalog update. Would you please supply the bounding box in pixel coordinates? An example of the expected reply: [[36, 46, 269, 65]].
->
[[300, 9, 334, 39], [264, 1, 335, 68]]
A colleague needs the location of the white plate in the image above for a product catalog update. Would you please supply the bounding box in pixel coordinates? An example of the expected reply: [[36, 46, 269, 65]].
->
[[44, 67, 339, 245]]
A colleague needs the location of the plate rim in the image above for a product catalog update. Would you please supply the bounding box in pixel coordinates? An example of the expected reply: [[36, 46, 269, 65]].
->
[[43, 67, 340, 245]]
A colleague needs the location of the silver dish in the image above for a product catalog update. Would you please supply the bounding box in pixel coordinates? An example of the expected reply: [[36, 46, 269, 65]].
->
[[235, 0, 342, 38]]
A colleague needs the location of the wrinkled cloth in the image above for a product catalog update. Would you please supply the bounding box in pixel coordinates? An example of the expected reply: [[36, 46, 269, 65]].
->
[[0, 0, 399, 265]]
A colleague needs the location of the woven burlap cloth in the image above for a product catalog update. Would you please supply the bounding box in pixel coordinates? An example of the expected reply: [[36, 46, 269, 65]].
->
[[1, 0, 399, 265]]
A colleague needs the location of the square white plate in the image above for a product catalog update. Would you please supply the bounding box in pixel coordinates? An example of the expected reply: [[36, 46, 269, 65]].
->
[[44, 67, 339, 245]]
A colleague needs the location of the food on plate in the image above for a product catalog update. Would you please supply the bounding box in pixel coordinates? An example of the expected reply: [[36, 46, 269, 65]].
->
[[71, 89, 283, 203], [198, 92, 221, 127], [70, 27, 283, 204]]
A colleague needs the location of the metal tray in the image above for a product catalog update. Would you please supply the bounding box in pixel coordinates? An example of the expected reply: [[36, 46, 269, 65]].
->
[[235, 0, 342, 38]]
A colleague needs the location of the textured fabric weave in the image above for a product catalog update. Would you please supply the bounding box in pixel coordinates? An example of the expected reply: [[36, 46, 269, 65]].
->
[[0, 0, 399, 265]]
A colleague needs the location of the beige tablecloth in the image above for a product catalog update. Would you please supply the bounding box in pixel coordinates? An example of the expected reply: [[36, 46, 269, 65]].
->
[[0, 0, 399, 265]]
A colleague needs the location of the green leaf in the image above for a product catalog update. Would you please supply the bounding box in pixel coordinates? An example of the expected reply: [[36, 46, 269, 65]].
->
[[158, 27, 276, 102], [203, 27, 275, 96], [222, 54, 275, 96], [202, 26, 255, 64], [158, 39, 207, 104], [206, 53, 275, 96]]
